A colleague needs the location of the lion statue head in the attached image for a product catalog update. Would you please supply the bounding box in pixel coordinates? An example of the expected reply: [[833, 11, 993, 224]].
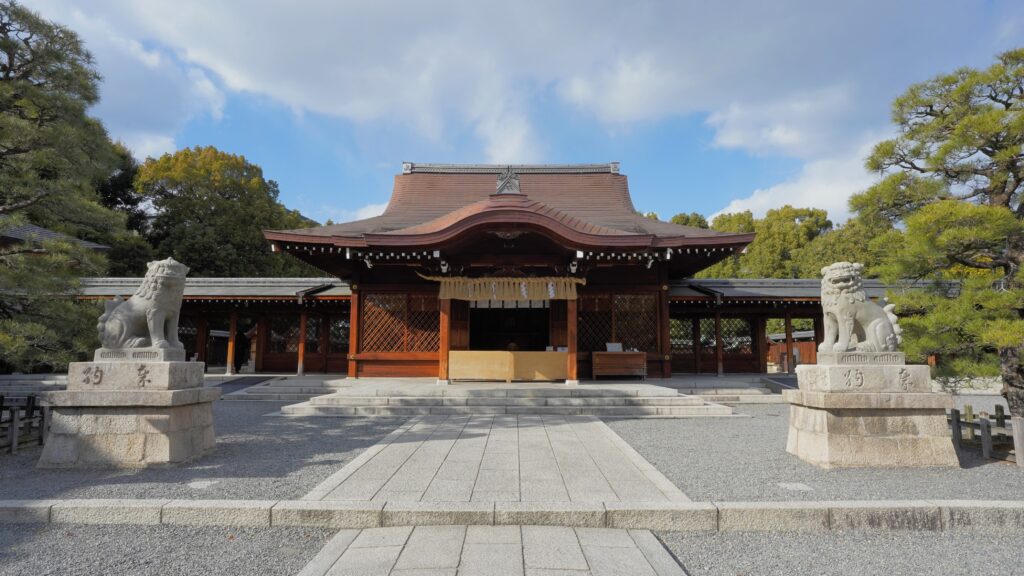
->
[[820, 261, 867, 303], [134, 257, 190, 301]]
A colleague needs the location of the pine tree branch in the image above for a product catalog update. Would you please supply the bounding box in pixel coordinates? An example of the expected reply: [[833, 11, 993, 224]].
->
[[0, 190, 48, 214]]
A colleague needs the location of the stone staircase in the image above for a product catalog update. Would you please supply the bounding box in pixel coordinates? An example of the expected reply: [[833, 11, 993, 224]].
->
[[689, 385, 785, 404], [0, 375, 67, 399], [281, 385, 733, 418], [221, 377, 350, 402]]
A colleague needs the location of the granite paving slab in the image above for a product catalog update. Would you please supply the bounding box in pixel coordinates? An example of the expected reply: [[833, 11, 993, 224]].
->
[[299, 525, 686, 576], [304, 415, 690, 505]]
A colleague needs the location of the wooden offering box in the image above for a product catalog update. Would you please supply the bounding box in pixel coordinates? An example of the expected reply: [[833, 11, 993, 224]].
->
[[448, 351, 568, 382], [591, 351, 647, 379]]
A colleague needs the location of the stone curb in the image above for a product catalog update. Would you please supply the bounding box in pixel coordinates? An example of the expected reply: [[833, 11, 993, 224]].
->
[[3, 499, 1024, 532]]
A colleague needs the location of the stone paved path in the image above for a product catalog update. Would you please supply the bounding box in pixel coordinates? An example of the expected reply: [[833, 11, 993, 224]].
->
[[298, 525, 687, 576], [303, 415, 689, 503]]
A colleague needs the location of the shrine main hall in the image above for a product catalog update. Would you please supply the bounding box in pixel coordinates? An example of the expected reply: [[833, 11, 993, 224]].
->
[[83, 163, 890, 380]]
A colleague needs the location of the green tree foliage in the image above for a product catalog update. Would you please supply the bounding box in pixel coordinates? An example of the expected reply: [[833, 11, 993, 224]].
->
[[0, 1, 119, 371], [669, 211, 709, 228], [136, 146, 322, 277], [852, 48, 1024, 413], [97, 142, 146, 233], [698, 206, 831, 278]]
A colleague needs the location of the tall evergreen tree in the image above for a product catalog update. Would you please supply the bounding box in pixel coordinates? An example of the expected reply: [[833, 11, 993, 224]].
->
[[0, 1, 119, 371], [852, 48, 1024, 415]]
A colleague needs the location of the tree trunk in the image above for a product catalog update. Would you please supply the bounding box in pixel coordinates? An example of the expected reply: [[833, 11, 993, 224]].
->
[[1001, 344, 1024, 417]]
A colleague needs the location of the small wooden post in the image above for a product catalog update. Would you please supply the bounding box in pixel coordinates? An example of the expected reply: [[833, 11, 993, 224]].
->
[[714, 312, 723, 376], [438, 298, 451, 383], [965, 404, 975, 441], [297, 310, 307, 376], [9, 407, 20, 454], [980, 418, 992, 459], [784, 312, 795, 374], [225, 310, 238, 376], [348, 290, 361, 378], [566, 298, 578, 383], [950, 408, 962, 452], [996, 405, 1006, 429], [1012, 416, 1024, 467]]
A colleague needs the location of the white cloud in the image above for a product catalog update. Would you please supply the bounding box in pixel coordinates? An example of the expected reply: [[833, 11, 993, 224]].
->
[[707, 86, 852, 158], [118, 132, 176, 160], [29, 0, 1024, 209], [712, 139, 881, 222], [355, 203, 388, 220], [314, 202, 389, 225], [31, 2, 226, 159]]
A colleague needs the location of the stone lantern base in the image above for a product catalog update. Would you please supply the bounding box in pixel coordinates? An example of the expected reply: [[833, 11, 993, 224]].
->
[[38, 359, 219, 468], [784, 352, 959, 468]]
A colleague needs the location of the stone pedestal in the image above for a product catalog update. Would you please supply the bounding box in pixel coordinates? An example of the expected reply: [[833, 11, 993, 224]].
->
[[785, 352, 958, 468], [38, 357, 219, 468]]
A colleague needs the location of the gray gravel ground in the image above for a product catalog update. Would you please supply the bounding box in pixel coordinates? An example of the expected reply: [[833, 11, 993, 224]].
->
[[606, 405, 1024, 501], [659, 530, 1014, 576], [0, 523, 332, 576], [0, 401, 406, 500]]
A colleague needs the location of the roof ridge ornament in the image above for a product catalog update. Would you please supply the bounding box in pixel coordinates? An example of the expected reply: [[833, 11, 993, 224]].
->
[[495, 167, 521, 195]]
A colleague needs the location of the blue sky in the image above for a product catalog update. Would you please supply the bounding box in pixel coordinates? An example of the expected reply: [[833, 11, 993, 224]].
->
[[33, 0, 1024, 224]]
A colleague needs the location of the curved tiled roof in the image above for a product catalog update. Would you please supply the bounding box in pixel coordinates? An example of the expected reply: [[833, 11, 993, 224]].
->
[[264, 164, 754, 249]]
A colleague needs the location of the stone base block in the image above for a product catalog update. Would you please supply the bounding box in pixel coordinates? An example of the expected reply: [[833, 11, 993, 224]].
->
[[68, 360, 203, 391], [38, 400, 216, 468], [795, 362, 930, 393], [786, 402, 958, 468]]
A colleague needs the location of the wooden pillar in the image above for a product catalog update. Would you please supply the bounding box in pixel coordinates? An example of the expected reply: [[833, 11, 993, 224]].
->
[[196, 316, 208, 364], [784, 311, 795, 374], [438, 298, 451, 382], [692, 317, 701, 374], [659, 281, 671, 378], [566, 298, 578, 382], [255, 316, 266, 372], [225, 310, 238, 376], [714, 312, 724, 376], [297, 309, 307, 376], [348, 290, 361, 378], [755, 316, 768, 374]]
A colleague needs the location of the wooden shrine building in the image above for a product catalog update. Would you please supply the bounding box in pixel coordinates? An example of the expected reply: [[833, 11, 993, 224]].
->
[[259, 162, 831, 382]]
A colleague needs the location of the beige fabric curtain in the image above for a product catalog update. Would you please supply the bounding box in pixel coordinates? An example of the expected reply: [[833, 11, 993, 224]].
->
[[418, 275, 586, 301]]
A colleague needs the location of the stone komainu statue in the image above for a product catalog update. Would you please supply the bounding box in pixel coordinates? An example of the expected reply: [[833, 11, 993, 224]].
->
[[818, 262, 902, 353], [97, 257, 189, 350]]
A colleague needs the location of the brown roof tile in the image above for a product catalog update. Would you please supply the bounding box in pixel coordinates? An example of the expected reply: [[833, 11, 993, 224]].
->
[[265, 164, 753, 250]]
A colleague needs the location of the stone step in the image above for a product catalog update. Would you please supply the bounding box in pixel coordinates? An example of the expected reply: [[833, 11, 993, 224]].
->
[[281, 402, 733, 418], [222, 393, 321, 402], [307, 395, 707, 408], [244, 386, 340, 394], [697, 394, 787, 404]]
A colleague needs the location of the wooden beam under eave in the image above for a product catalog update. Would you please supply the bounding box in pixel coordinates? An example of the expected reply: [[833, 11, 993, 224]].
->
[[659, 268, 671, 378], [348, 288, 361, 378], [298, 310, 307, 376], [715, 312, 723, 377], [566, 298, 578, 383], [784, 311, 795, 374], [226, 310, 238, 376], [439, 298, 451, 382]]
